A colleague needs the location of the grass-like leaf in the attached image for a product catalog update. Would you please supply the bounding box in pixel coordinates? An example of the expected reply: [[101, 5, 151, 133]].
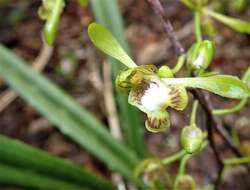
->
[[205, 9, 250, 34], [0, 135, 115, 190], [0, 164, 89, 190], [0, 44, 139, 181], [88, 23, 137, 68], [90, 0, 145, 158], [162, 75, 250, 99]]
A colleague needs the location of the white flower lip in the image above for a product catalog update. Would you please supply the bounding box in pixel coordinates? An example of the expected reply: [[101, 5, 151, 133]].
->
[[140, 79, 170, 112]]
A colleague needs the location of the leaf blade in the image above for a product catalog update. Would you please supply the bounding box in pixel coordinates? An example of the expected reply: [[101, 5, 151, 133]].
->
[[0, 135, 115, 190], [0, 164, 88, 190], [0, 44, 139, 181], [90, 0, 145, 159], [88, 22, 137, 68], [162, 75, 250, 99]]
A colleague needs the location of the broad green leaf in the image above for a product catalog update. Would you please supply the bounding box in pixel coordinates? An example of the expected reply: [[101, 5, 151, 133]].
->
[[88, 23, 137, 68], [0, 135, 115, 190], [0, 44, 139, 182], [90, 0, 145, 159], [205, 9, 250, 34], [162, 75, 250, 99], [0, 164, 88, 190]]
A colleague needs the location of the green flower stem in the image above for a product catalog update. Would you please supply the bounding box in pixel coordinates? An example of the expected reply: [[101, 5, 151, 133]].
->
[[212, 98, 248, 115], [224, 156, 250, 165], [190, 100, 199, 126], [194, 11, 202, 42], [177, 154, 192, 177], [231, 127, 240, 147], [162, 150, 186, 165], [172, 55, 186, 74], [173, 155, 193, 190]]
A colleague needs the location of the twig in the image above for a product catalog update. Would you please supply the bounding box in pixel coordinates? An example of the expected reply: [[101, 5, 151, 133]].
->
[[102, 62, 126, 190], [0, 39, 53, 112], [103, 62, 122, 140], [191, 90, 224, 189], [191, 89, 250, 188], [147, 0, 185, 56]]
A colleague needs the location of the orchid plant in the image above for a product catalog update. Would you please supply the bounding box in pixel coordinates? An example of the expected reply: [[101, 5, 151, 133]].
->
[[87, 22, 250, 133], [35, 0, 250, 189]]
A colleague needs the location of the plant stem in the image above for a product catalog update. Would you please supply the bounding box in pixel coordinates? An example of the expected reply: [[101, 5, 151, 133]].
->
[[194, 11, 202, 42], [224, 156, 250, 165], [212, 99, 248, 115], [172, 54, 186, 74], [190, 100, 199, 126], [162, 150, 186, 165], [177, 154, 192, 177]]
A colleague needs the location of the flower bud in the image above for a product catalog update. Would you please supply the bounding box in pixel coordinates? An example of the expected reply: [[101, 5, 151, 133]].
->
[[175, 175, 196, 190], [134, 158, 165, 186], [181, 125, 203, 154], [187, 40, 215, 72], [157, 65, 174, 78], [115, 64, 158, 94]]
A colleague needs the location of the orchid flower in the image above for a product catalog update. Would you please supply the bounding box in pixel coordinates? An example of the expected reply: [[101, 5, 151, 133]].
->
[[88, 23, 250, 133]]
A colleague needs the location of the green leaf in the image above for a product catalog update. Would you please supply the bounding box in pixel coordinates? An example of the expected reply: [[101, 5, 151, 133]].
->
[[88, 23, 137, 68], [205, 9, 250, 34], [0, 164, 88, 190], [90, 0, 145, 159], [162, 75, 250, 99], [0, 135, 114, 190], [0, 44, 139, 182], [212, 67, 250, 115], [78, 0, 88, 6]]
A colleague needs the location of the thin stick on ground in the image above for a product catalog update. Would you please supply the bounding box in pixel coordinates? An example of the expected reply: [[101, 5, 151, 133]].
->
[[103, 61, 126, 190]]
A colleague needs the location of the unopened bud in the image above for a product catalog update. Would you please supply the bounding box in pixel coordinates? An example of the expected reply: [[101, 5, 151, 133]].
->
[[181, 125, 203, 154], [175, 175, 196, 190], [187, 40, 215, 72], [158, 66, 174, 78], [134, 158, 165, 186]]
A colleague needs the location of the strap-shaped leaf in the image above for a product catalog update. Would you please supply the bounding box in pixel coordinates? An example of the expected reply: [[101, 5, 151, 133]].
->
[[0, 135, 115, 190], [205, 9, 250, 34], [90, 0, 145, 159], [0, 44, 139, 182], [162, 75, 250, 99], [88, 23, 137, 68], [0, 164, 88, 190]]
